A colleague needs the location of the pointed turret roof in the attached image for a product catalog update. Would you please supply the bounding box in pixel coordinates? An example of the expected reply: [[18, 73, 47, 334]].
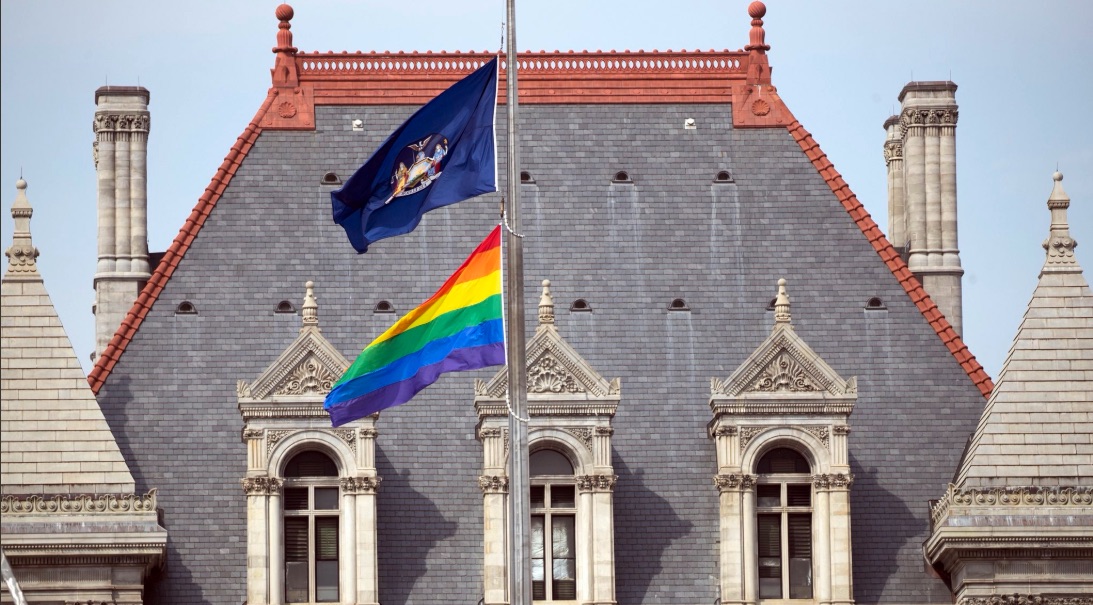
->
[[955, 172, 1093, 487], [1, 179, 135, 495]]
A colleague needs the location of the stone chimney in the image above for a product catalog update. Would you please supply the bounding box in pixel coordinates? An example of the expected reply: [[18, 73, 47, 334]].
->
[[884, 81, 963, 335], [93, 86, 151, 358]]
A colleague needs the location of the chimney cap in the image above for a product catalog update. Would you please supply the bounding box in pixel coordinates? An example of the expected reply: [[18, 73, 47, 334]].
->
[[94, 86, 150, 105]]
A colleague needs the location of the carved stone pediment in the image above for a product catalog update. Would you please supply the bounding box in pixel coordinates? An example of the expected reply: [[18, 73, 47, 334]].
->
[[475, 323, 620, 404], [712, 325, 855, 403], [240, 327, 350, 403]]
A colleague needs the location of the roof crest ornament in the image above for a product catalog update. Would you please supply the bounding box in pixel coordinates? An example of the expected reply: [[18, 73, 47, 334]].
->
[[538, 279, 555, 329], [4, 178, 40, 279], [744, 2, 770, 53], [273, 4, 297, 55], [1041, 171, 1079, 275], [302, 280, 319, 329], [774, 278, 791, 327]]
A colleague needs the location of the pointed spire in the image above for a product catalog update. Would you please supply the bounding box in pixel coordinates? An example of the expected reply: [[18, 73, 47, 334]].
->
[[4, 178, 40, 279], [538, 279, 555, 328], [1041, 171, 1079, 275], [774, 278, 791, 327], [302, 280, 319, 329]]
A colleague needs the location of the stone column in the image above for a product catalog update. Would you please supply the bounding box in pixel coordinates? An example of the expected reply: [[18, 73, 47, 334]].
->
[[741, 475, 758, 605], [924, 112, 942, 266], [715, 475, 746, 604], [343, 476, 379, 605], [244, 477, 281, 605], [900, 107, 927, 271], [480, 474, 510, 605], [883, 115, 906, 250], [93, 86, 151, 357], [340, 490, 357, 605], [812, 478, 832, 605], [829, 476, 854, 605], [269, 486, 284, 605], [589, 475, 617, 605]]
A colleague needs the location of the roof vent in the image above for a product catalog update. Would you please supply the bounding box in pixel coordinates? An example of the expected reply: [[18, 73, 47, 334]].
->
[[321, 172, 342, 185], [668, 298, 690, 311], [373, 300, 395, 314], [276, 300, 296, 313], [569, 298, 592, 312], [715, 170, 734, 183], [865, 297, 886, 310], [520, 171, 535, 184], [175, 301, 197, 315], [612, 171, 632, 184]]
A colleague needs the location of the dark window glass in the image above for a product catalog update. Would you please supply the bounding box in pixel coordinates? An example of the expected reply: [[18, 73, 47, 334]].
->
[[757, 514, 782, 598], [551, 485, 575, 508], [530, 485, 546, 509], [285, 450, 338, 477], [757, 447, 810, 474], [787, 484, 811, 507], [285, 517, 309, 602], [757, 484, 781, 507], [530, 449, 574, 476], [314, 487, 339, 510], [788, 513, 812, 598], [284, 487, 308, 511]]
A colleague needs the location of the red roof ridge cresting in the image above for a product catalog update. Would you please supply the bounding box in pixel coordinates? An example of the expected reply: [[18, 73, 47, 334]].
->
[[87, 94, 275, 394], [786, 119, 994, 399]]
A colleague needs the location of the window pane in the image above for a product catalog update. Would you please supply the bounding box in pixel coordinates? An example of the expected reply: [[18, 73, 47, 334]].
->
[[788, 514, 812, 598], [554, 577, 577, 600], [316, 560, 339, 602], [529, 449, 574, 476], [314, 487, 339, 510], [552, 515, 574, 559], [757, 514, 782, 599], [530, 485, 545, 509], [788, 514, 812, 557], [551, 485, 575, 508], [284, 487, 308, 511], [284, 518, 308, 561], [787, 484, 811, 507], [316, 517, 339, 560], [757, 515, 781, 557], [789, 556, 813, 599], [286, 561, 308, 603], [757, 484, 780, 507]]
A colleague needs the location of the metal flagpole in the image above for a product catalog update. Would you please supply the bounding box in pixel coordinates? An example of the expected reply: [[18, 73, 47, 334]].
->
[[503, 0, 531, 603]]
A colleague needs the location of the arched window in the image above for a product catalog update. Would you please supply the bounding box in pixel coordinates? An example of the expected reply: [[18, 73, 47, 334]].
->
[[530, 449, 577, 602], [755, 447, 813, 600], [283, 450, 340, 603]]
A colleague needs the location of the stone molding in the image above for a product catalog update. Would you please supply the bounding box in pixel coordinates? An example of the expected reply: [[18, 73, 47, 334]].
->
[[340, 476, 380, 494], [931, 484, 1093, 527], [812, 473, 854, 489], [711, 328, 857, 400], [275, 357, 339, 396], [5, 242, 39, 274], [478, 475, 510, 494], [899, 107, 958, 135], [713, 473, 758, 492], [959, 596, 1093, 605], [751, 351, 821, 392], [241, 477, 283, 496], [93, 112, 151, 134], [576, 474, 618, 493], [1, 490, 158, 515]]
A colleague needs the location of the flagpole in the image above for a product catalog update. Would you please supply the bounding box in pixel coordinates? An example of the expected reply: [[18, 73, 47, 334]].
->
[[503, 0, 531, 603]]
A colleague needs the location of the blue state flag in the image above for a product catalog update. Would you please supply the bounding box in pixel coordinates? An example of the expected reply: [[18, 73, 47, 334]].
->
[[332, 56, 499, 253]]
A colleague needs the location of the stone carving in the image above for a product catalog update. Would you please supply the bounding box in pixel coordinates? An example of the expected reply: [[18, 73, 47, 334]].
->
[[812, 473, 854, 489], [833, 425, 851, 436], [332, 428, 357, 453], [528, 353, 584, 394], [242, 477, 283, 495], [237, 380, 252, 398], [478, 475, 510, 494], [883, 140, 903, 164], [276, 357, 338, 395], [1, 490, 158, 514], [738, 426, 765, 451], [713, 426, 737, 437], [713, 474, 757, 492], [959, 596, 1093, 605], [576, 474, 617, 492], [751, 98, 771, 117], [564, 427, 595, 453], [947, 485, 1093, 507], [359, 428, 378, 439], [93, 112, 150, 133], [5, 244, 39, 272], [595, 426, 614, 437], [266, 429, 293, 455], [341, 476, 380, 494], [1044, 232, 1077, 265], [242, 428, 263, 440], [278, 101, 298, 119], [478, 427, 503, 440], [802, 425, 830, 448], [751, 352, 819, 393]]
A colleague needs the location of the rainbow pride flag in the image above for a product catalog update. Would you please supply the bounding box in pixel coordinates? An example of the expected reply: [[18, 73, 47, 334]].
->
[[325, 226, 505, 426]]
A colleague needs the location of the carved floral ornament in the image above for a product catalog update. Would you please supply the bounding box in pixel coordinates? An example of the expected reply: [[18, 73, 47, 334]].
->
[[242, 477, 284, 495], [713, 474, 758, 492], [931, 485, 1093, 526], [479, 475, 510, 494], [341, 476, 380, 494], [529, 353, 584, 394], [883, 140, 903, 163], [1, 490, 159, 514], [576, 474, 618, 492], [276, 358, 339, 396], [92, 112, 150, 133], [752, 352, 820, 393], [959, 596, 1093, 605], [812, 473, 854, 489], [563, 427, 595, 453]]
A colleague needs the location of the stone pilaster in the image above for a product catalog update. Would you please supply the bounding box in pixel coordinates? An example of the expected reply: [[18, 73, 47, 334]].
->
[[93, 86, 151, 357]]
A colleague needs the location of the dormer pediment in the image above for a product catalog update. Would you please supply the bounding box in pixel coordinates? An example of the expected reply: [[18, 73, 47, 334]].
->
[[475, 280, 620, 418]]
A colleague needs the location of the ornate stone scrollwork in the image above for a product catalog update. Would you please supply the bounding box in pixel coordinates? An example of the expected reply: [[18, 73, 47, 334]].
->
[[959, 595, 1093, 605], [478, 475, 510, 494], [266, 429, 293, 455], [713, 426, 737, 437], [359, 428, 378, 439], [738, 426, 764, 451], [4, 244, 39, 272], [1, 490, 159, 514], [241, 477, 283, 496], [576, 474, 618, 492], [595, 426, 614, 436], [242, 428, 263, 440], [750, 352, 819, 393], [237, 380, 252, 398], [332, 428, 357, 453], [340, 476, 380, 494], [883, 140, 903, 164], [563, 427, 595, 453], [713, 474, 757, 492], [947, 485, 1093, 507], [833, 425, 851, 436], [477, 427, 502, 440], [528, 353, 584, 393], [802, 425, 830, 448], [812, 473, 854, 489], [276, 358, 338, 395]]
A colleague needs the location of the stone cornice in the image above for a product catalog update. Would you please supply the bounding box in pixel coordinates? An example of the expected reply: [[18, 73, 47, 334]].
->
[[475, 400, 619, 418], [959, 595, 1093, 605], [931, 484, 1093, 528], [1, 490, 157, 515]]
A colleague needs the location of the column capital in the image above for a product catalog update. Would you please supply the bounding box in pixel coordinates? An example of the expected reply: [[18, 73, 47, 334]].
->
[[812, 473, 854, 490], [341, 476, 381, 494], [242, 476, 283, 495], [714, 473, 758, 492], [576, 474, 618, 493], [478, 474, 510, 494]]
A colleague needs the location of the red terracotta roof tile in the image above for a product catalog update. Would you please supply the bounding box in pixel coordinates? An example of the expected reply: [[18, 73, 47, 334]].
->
[[785, 120, 993, 399]]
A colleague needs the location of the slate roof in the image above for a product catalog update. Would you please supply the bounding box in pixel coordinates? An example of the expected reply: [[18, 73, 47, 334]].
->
[[1, 179, 136, 496], [91, 5, 991, 604], [955, 173, 1093, 488]]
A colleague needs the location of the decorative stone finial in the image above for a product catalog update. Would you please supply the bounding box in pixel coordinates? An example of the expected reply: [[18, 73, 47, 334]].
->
[[273, 4, 297, 54], [745, 2, 770, 53], [538, 279, 555, 326], [5, 178, 40, 279], [1041, 171, 1079, 274], [774, 278, 791, 326], [302, 280, 319, 328]]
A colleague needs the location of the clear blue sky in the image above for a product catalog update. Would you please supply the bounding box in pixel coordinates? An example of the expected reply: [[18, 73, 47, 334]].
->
[[2, 1, 1091, 380]]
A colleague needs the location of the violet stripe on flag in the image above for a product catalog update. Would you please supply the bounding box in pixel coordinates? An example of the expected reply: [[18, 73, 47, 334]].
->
[[324, 226, 504, 426]]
